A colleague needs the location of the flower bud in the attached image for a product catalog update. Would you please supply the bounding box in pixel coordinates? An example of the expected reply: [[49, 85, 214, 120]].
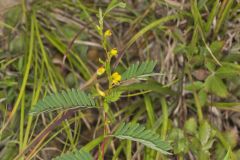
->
[[110, 48, 118, 56], [104, 29, 112, 37], [97, 66, 105, 76]]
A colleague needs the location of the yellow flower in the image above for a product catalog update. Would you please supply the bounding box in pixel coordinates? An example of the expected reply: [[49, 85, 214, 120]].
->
[[111, 72, 121, 85], [110, 48, 118, 56], [97, 66, 105, 76], [104, 29, 112, 37]]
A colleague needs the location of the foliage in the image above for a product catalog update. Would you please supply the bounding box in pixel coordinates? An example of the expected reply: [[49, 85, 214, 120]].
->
[[30, 89, 97, 114], [121, 61, 157, 80], [0, 0, 240, 159], [113, 123, 172, 154]]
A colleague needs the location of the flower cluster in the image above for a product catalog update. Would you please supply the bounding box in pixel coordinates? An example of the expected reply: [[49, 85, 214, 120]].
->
[[96, 28, 121, 93]]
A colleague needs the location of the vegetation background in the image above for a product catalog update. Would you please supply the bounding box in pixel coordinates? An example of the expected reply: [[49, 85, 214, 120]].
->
[[0, 0, 240, 159]]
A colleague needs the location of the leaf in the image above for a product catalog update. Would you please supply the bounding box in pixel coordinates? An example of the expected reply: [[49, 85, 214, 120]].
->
[[104, 1, 126, 17], [113, 123, 172, 154], [198, 89, 207, 106], [198, 150, 210, 160], [82, 136, 104, 152], [184, 117, 197, 134], [210, 41, 224, 57], [224, 129, 238, 148], [216, 143, 227, 160], [168, 128, 189, 154], [223, 148, 231, 160], [121, 61, 157, 80], [205, 59, 217, 72], [30, 89, 96, 114], [174, 138, 189, 154], [185, 81, 204, 91], [116, 81, 175, 95], [202, 139, 215, 150], [214, 0, 234, 37], [211, 102, 240, 109], [215, 63, 240, 79], [52, 149, 93, 160], [190, 0, 204, 32], [204, 75, 228, 98], [205, 0, 219, 33], [105, 91, 122, 103], [198, 121, 211, 146]]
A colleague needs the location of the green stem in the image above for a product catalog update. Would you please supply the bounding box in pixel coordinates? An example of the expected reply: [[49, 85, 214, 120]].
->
[[178, 154, 184, 160], [101, 102, 110, 160], [160, 97, 168, 140], [19, 93, 25, 158], [186, 65, 203, 122]]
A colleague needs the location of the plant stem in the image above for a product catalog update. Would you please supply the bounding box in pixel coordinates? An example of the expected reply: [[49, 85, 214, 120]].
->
[[186, 65, 203, 122], [160, 97, 168, 140], [102, 111, 107, 160], [101, 102, 110, 160]]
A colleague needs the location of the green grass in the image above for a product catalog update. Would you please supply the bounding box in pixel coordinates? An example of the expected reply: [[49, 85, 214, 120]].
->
[[0, 0, 240, 159]]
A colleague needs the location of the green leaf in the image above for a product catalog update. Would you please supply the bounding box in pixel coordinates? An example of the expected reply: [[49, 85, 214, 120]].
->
[[113, 123, 172, 154], [210, 41, 224, 57], [105, 91, 122, 103], [215, 63, 240, 79], [83, 136, 104, 152], [198, 150, 210, 160], [223, 130, 238, 148], [205, 0, 220, 33], [184, 117, 197, 134], [52, 149, 93, 160], [168, 128, 189, 154], [116, 81, 175, 95], [202, 139, 215, 150], [121, 61, 157, 80], [198, 121, 211, 146], [223, 148, 231, 160], [30, 89, 96, 114], [197, 0, 207, 10], [190, 0, 204, 32], [205, 59, 217, 72], [185, 81, 204, 91], [216, 143, 226, 160], [204, 75, 228, 98], [174, 138, 189, 154], [214, 0, 234, 37], [198, 89, 207, 106], [104, 1, 126, 17]]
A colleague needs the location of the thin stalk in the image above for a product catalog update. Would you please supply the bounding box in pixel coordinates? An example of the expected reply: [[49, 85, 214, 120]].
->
[[101, 102, 110, 160], [160, 97, 168, 140], [21, 0, 26, 22], [186, 65, 203, 122], [19, 93, 25, 152], [22, 53, 44, 149]]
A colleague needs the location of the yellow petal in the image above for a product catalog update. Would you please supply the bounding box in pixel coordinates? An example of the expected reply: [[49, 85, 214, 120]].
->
[[97, 67, 105, 76], [111, 72, 121, 84], [104, 29, 112, 37], [110, 48, 118, 56]]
